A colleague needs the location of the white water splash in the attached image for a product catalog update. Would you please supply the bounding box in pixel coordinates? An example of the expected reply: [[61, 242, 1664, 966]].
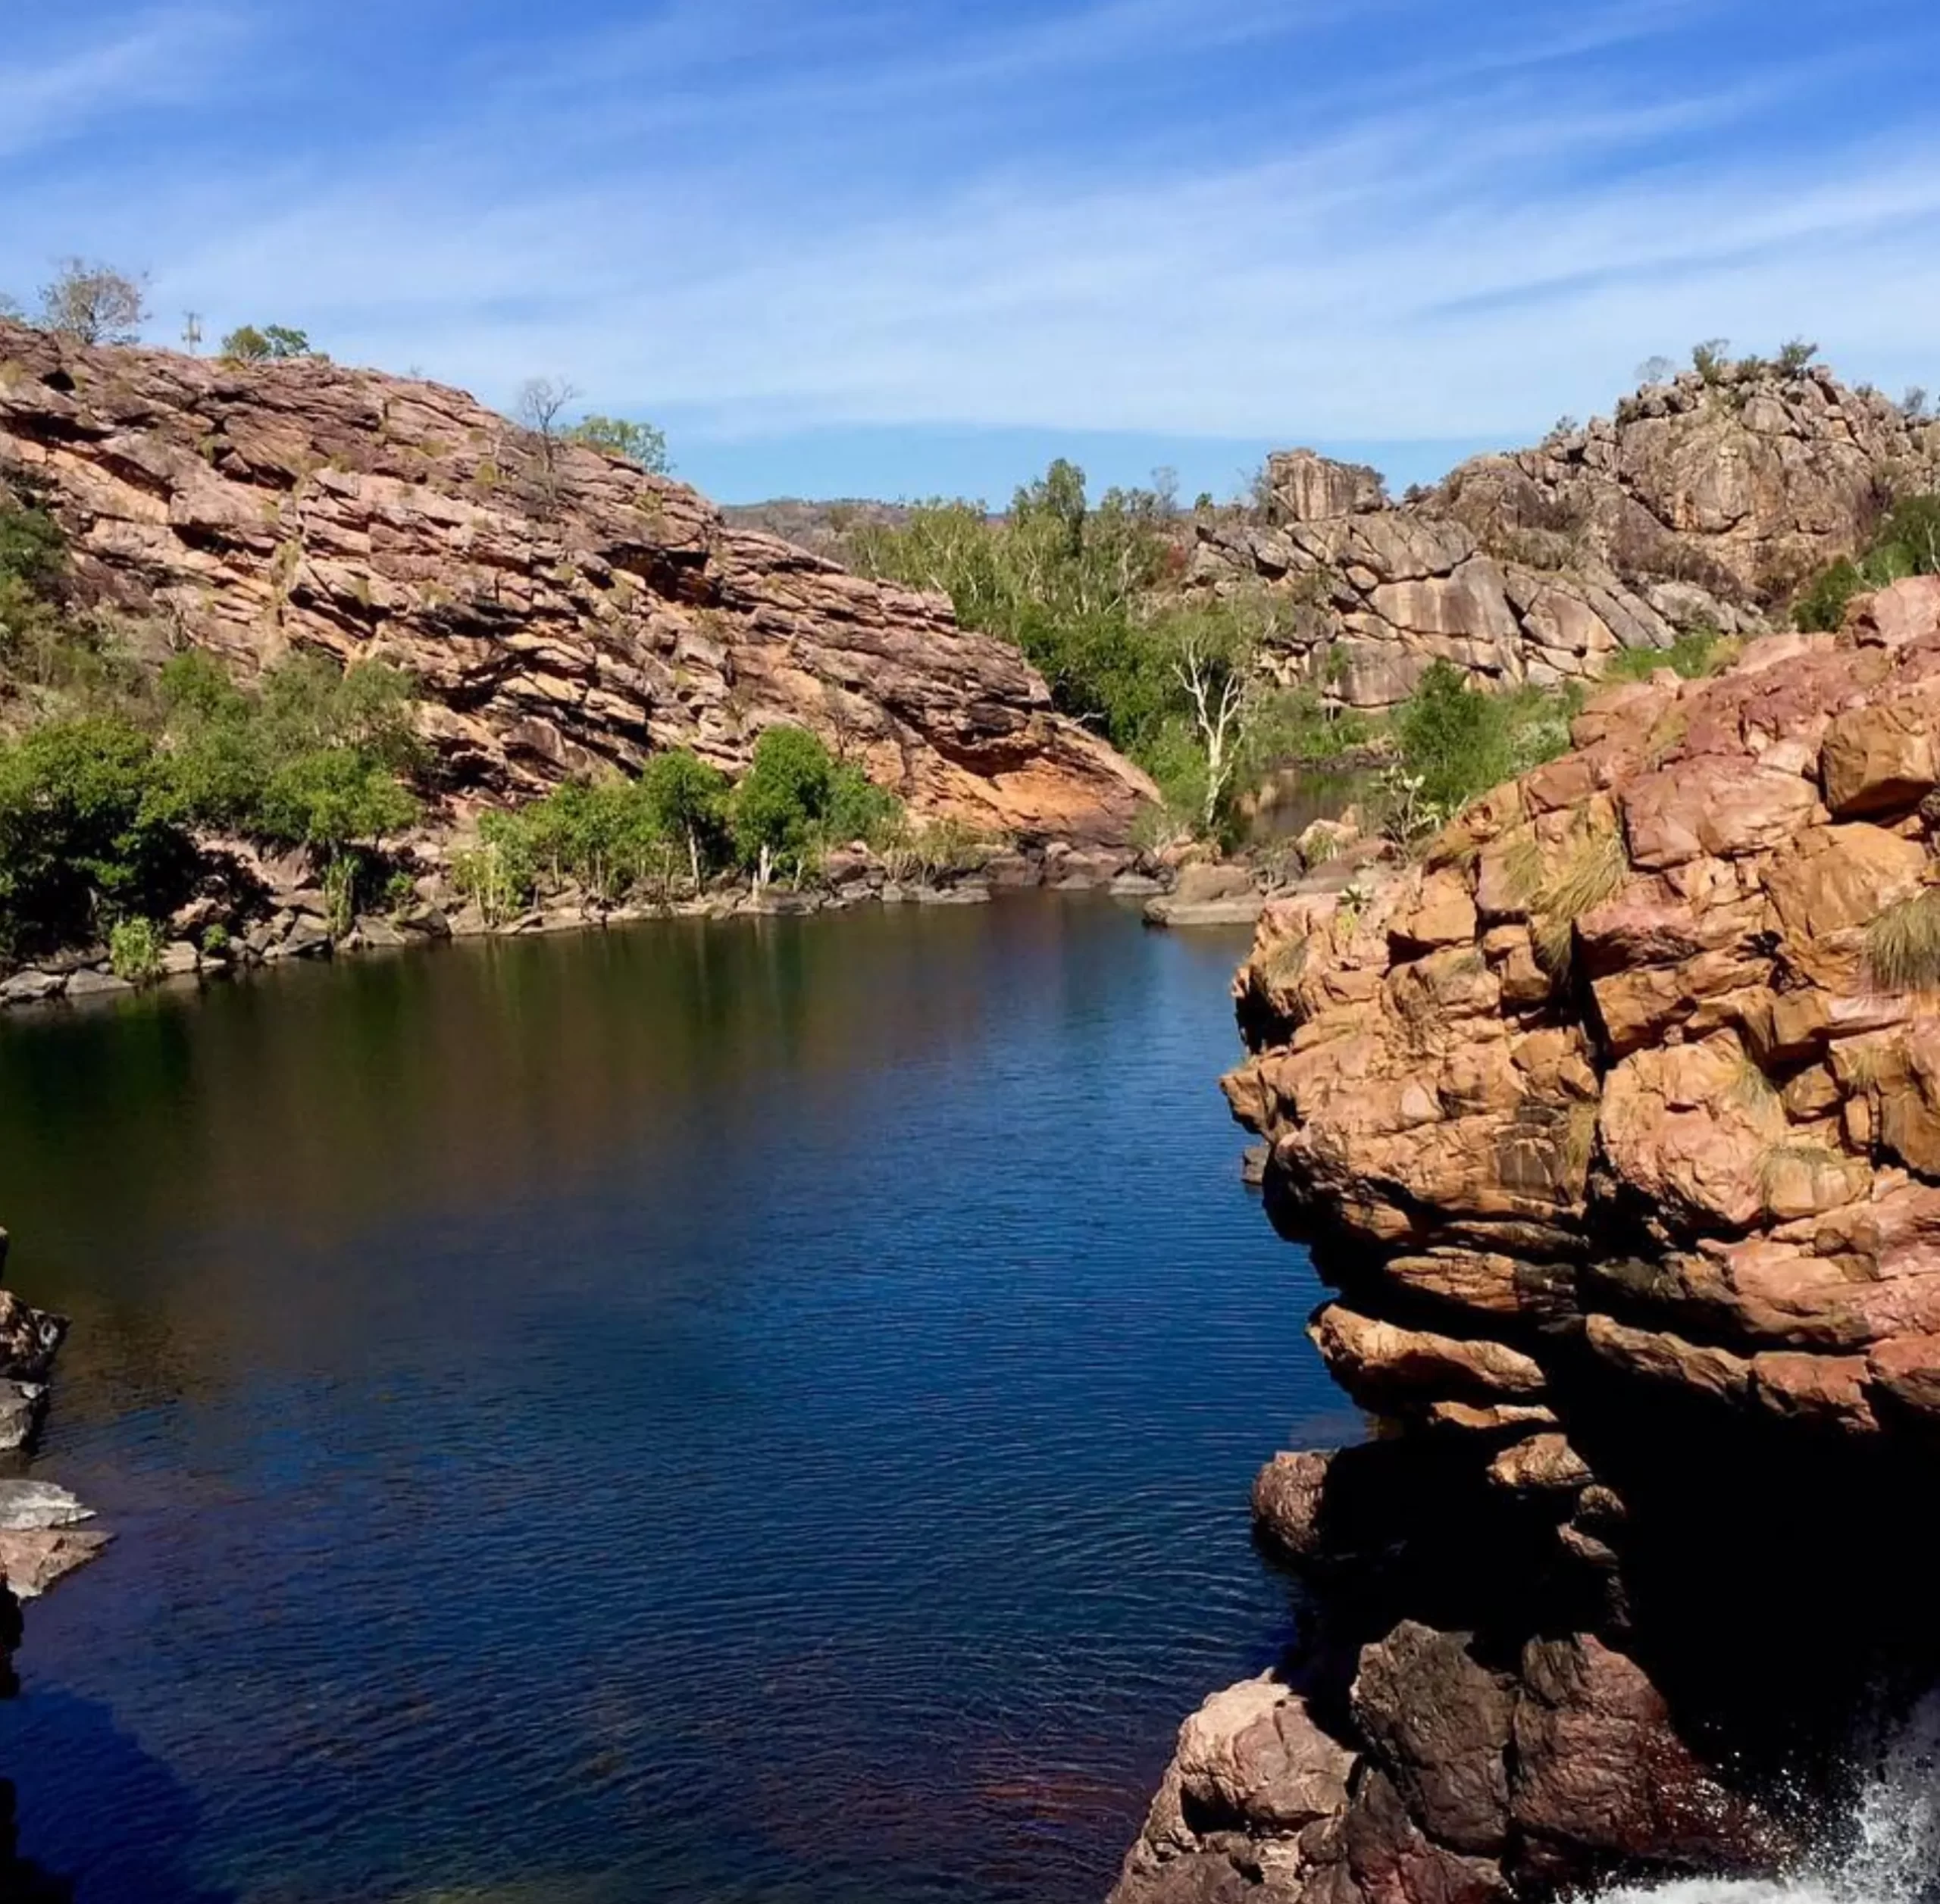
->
[[1600, 1694, 1940, 1904]]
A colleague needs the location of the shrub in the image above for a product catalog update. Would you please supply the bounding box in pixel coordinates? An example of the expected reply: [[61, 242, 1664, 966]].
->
[[451, 818, 538, 926], [36, 260, 147, 345], [565, 415, 671, 474], [1526, 827, 1629, 974], [1691, 339, 1732, 384], [731, 726, 837, 883], [221, 324, 315, 361], [201, 921, 231, 958], [1792, 496, 1940, 630], [108, 915, 165, 985], [258, 745, 419, 859], [0, 496, 64, 596], [846, 461, 1176, 759], [0, 716, 196, 959], [1792, 558, 1866, 632], [1776, 339, 1820, 377]]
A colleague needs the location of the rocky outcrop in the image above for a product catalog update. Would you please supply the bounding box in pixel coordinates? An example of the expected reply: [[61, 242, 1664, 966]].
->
[[1441, 366, 1940, 603], [1119, 576, 1940, 1904], [0, 320, 1152, 842], [1190, 367, 1939, 714]]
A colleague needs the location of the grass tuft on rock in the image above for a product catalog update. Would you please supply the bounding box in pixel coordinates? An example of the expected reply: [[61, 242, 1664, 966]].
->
[[1263, 934, 1309, 988], [1529, 827, 1630, 975], [1863, 889, 1940, 994]]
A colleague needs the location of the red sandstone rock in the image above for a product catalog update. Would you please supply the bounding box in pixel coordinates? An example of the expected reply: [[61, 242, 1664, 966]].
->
[[1228, 599, 1940, 1442], [0, 320, 1153, 841]]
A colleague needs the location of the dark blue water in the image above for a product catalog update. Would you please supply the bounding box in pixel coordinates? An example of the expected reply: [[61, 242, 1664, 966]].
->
[[0, 897, 1350, 1904]]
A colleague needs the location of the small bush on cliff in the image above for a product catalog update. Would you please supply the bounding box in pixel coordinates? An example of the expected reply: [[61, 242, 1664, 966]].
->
[[220, 324, 317, 362], [33, 259, 148, 345], [1526, 827, 1629, 974], [1793, 495, 1940, 630], [565, 415, 671, 475], [1864, 889, 1940, 995], [1792, 558, 1866, 633]]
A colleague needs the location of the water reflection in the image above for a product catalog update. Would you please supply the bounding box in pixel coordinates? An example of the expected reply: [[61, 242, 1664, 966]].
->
[[1, 899, 1350, 1903]]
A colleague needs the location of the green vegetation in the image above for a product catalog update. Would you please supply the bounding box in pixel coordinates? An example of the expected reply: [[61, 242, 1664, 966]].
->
[[1524, 825, 1630, 974], [2, 492, 427, 961], [565, 415, 671, 475], [449, 727, 962, 921], [0, 716, 196, 961], [1794, 494, 1940, 630], [846, 458, 1370, 839], [729, 725, 900, 886], [220, 324, 318, 362], [847, 460, 1178, 758], [1603, 630, 1739, 683], [108, 915, 165, 985], [1390, 661, 1578, 824], [4, 260, 149, 345], [1863, 889, 1940, 995]]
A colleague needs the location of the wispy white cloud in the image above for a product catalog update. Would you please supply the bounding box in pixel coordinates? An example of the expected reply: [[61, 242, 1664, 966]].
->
[[2, 0, 1935, 481], [0, 5, 250, 161]]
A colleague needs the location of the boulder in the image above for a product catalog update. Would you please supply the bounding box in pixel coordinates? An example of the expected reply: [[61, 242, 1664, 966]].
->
[[0, 1293, 67, 1383], [0, 1480, 93, 1533], [1350, 1624, 1515, 1855], [0, 1528, 111, 1599]]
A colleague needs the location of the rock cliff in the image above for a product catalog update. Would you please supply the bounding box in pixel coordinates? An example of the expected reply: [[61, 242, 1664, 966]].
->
[[1191, 365, 1940, 714], [1116, 576, 1940, 1904], [0, 320, 1152, 842]]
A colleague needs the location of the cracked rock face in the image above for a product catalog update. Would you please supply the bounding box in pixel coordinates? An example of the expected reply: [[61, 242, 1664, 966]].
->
[[1187, 372, 1940, 714], [1227, 575, 1940, 1433], [1121, 577, 1940, 1904], [0, 320, 1153, 841]]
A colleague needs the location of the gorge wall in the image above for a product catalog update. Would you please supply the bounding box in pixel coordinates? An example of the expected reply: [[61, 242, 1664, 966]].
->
[[0, 320, 1152, 843], [1191, 364, 1940, 711], [1116, 575, 1940, 1904]]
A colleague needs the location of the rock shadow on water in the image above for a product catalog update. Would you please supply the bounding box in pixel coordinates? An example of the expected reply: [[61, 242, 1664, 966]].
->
[[5, 1687, 236, 1904]]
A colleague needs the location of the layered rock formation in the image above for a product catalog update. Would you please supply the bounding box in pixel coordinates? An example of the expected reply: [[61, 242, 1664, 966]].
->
[[1117, 576, 1940, 1904], [0, 320, 1152, 842], [1191, 365, 1939, 713]]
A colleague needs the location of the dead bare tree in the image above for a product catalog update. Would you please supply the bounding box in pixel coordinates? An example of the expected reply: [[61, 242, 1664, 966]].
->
[[37, 258, 149, 344]]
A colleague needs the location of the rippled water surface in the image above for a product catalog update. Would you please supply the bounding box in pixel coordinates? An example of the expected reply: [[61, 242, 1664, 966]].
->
[[0, 897, 1349, 1903]]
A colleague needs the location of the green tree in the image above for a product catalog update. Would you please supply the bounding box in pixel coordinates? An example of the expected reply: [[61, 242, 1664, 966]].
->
[[731, 726, 837, 886], [221, 324, 316, 361], [258, 746, 418, 858], [0, 716, 193, 958], [566, 414, 671, 474], [640, 748, 730, 887]]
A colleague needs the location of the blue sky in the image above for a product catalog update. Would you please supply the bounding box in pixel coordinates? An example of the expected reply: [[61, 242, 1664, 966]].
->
[[5, 1, 1939, 505]]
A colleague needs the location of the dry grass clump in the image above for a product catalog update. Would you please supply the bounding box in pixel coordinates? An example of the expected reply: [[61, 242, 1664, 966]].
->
[[1728, 1053, 1784, 1123], [1262, 934, 1310, 988], [1529, 827, 1631, 975], [1863, 889, 1940, 995]]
